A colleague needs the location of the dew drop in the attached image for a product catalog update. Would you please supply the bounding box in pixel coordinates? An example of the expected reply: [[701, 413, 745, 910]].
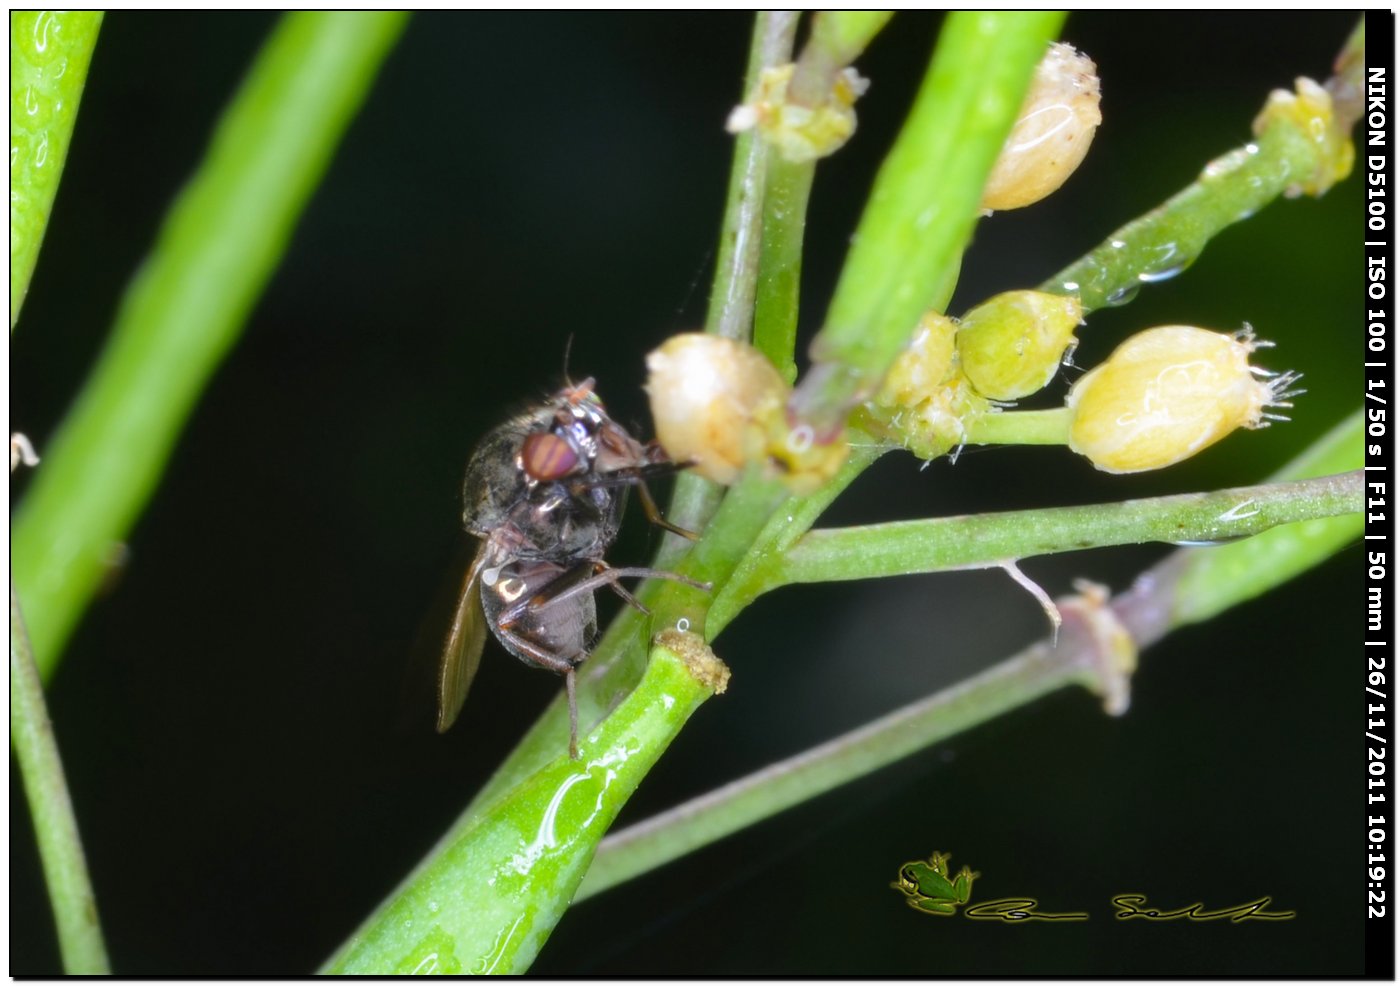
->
[[1103, 283, 1140, 307], [1168, 535, 1250, 547]]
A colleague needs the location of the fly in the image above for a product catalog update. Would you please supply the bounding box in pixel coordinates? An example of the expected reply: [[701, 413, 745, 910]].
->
[[438, 378, 704, 758]]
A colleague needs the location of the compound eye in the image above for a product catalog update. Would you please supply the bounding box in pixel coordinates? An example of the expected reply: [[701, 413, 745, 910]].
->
[[521, 432, 579, 481]]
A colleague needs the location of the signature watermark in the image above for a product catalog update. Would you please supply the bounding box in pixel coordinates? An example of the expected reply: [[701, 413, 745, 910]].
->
[[891, 851, 1295, 923]]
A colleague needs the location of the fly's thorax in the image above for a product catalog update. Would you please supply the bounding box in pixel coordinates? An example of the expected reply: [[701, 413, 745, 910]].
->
[[497, 479, 624, 564]]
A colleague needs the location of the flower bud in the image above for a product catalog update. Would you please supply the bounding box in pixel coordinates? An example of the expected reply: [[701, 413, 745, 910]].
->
[[726, 63, 868, 163], [1252, 76, 1354, 197], [956, 290, 1082, 400], [646, 334, 788, 485], [888, 376, 989, 462], [647, 333, 852, 493], [982, 43, 1101, 211], [876, 311, 959, 408], [1067, 325, 1299, 474]]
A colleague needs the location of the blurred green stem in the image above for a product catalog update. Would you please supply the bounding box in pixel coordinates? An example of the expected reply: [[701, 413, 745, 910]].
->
[[579, 412, 1363, 899], [10, 11, 103, 330], [788, 10, 892, 106], [12, 12, 409, 677], [11, 585, 109, 974]]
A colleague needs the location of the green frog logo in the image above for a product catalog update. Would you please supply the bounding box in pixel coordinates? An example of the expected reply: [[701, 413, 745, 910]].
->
[[890, 851, 978, 915]]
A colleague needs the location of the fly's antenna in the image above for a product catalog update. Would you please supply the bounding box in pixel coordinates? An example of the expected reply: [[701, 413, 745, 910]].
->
[[561, 333, 577, 389]]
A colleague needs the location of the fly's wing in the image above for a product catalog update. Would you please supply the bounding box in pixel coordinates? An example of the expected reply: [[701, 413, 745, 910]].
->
[[436, 541, 490, 733]]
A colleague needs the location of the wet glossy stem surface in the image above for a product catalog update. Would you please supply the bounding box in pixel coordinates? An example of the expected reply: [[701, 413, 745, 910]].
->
[[579, 412, 1363, 899], [10, 586, 109, 973], [1041, 112, 1347, 313], [10, 11, 103, 330], [321, 640, 721, 975]]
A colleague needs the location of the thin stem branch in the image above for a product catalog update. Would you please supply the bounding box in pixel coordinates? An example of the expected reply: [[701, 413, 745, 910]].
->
[[663, 10, 801, 564], [1041, 39, 1362, 314], [961, 406, 1072, 446], [703, 10, 800, 344], [771, 470, 1361, 590], [10, 585, 110, 974]]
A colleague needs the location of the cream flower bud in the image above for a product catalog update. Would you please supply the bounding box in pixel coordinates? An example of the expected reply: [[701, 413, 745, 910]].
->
[[982, 43, 1101, 212], [726, 63, 869, 163], [1067, 325, 1299, 474], [876, 311, 959, 408], [956, 290, 1082, 400], [646, 334, 789, 485]]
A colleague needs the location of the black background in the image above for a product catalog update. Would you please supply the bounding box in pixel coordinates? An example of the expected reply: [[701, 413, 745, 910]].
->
[[11, 11, 1367, 976]]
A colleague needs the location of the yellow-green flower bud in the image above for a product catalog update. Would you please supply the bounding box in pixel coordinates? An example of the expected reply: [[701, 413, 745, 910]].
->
[[876, 311, 959, 408], [956, 290, 1082, 400], [1067, 325, 1299, 474], [726, 63, 868, 163], [1252, 76, 1354, 197], [982, 43, 1101, 212]]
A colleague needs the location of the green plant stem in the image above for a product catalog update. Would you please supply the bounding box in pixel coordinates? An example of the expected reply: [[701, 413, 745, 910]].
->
[[10, 11, 103, 331], [789, 10, 892, 106], [764, 470, 1359, 590], [962, 406, 1072, 446], [791, 11, 1064, 439], [663, 11, 801, 563], [703, 10, 799, 345], [1173, 412, 1364, 622], [11, 12, 409, 678], [709, 439, 883, 635], [752, 154, 814, 384], [751, 10, 896, 380], [581, 621, 1083, 902], [1041, 59, 1360, 313], [578, 411, 1363, 900], [321, 636, 727, 975], [10, 585, 109, 974]]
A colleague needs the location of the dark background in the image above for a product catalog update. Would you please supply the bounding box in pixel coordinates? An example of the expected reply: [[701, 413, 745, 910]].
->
[[11, 11, 1367, 976]]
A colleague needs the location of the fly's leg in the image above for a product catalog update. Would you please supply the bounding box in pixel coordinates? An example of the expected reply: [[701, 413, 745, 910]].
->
[[491, 619, 582, 759], [498, 563, 711, 624], [634, 479, 699, 541]]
